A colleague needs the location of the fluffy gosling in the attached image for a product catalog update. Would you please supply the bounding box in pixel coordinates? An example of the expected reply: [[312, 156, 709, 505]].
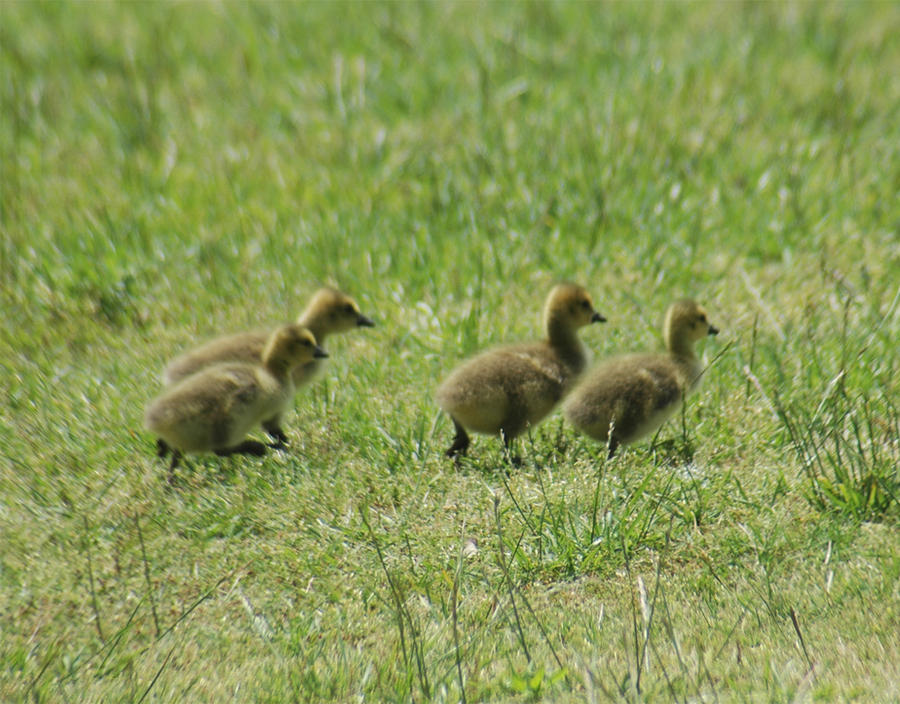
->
[[435, 283, 605, 460], [563, 298, 718, 456], [146, 324, 327, 481], [162, 287, 373, 441]]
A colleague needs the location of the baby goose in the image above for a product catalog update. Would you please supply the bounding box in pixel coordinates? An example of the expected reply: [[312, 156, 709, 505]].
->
[[162, 287, 373, 442], [435, 283, 606, 460], [564, 299, 718, 457], [146, 324, 327, 481]]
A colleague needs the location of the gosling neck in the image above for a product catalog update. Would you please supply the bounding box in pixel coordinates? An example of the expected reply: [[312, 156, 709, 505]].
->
[[262, 351, 293, 381], [298, 312, 329, 344], [665, 333, 704, 389], [665, 326, 699, 359], [546, 317, 586, 368]]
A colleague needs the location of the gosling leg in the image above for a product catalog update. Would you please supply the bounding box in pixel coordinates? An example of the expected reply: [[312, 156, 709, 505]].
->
[[445, 418, 470, 459], [156, 438, 171, 459], [166, 450, 182, 486], [606, 436, 619, 460], [500, 430, 522, 467]]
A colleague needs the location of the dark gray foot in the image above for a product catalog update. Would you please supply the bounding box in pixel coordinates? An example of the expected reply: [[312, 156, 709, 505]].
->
[[265, 427, 289, 450], [446, 418, 470, 459], [215, 440, 268, 457], [156, 438, 171, 458]]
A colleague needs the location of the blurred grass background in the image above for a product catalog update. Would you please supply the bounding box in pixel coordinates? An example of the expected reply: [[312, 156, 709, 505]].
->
[[2, 2, 898, 701]]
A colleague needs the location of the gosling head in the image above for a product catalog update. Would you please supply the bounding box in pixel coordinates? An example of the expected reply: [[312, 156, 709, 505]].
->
[[299, 287, 375, 339], [263, 324, 328, 374], [544, 282, 606, 338], [664, 299, 718, 353]]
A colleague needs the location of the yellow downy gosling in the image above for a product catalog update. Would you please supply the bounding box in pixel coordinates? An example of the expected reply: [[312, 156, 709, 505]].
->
[[435, 283, 605, 460], [563, 298, 718, 457], [146, 324, 327, 481], [162, 287, 372, 443]]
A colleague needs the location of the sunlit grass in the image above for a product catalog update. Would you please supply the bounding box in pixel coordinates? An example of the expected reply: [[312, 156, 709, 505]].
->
[[2, 2, 899, 701]]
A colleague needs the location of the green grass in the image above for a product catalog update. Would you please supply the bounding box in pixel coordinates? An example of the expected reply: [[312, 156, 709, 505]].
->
[[2, 1, 899, 701]]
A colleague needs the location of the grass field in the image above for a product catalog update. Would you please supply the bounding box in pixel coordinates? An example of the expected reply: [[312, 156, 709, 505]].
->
[[2, 2, 899, 701]]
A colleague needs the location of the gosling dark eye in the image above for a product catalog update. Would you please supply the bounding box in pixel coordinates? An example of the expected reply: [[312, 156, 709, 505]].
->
[[580, 300, 591, 310], [303, 339, 312, 347], [344, 304, 355, 314]]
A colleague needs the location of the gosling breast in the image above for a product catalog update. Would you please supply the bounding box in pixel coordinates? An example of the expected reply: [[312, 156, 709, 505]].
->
[[436, 342, 579, 439], [564, 298, 718, 453], [563, 353, 690, 447], [436, 282, 605, 455]]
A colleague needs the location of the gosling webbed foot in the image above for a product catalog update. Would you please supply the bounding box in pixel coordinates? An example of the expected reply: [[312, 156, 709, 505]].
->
[[215, 440, 268, 457], [266, 427, 289, 450]]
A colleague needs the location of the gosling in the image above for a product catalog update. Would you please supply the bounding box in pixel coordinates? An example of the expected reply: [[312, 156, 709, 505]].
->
[[162, 287, 373, 442], [146, 324, 327, 481], [435, 283, 606, 460], [563, 298, 718, 457]]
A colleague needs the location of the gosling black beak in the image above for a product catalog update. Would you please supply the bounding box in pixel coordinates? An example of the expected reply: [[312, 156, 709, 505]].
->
[[357, 314, 375, 327], [313, 346, 329, 359], [591, 312, 607, 323], [708, 325, 719, 336]]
